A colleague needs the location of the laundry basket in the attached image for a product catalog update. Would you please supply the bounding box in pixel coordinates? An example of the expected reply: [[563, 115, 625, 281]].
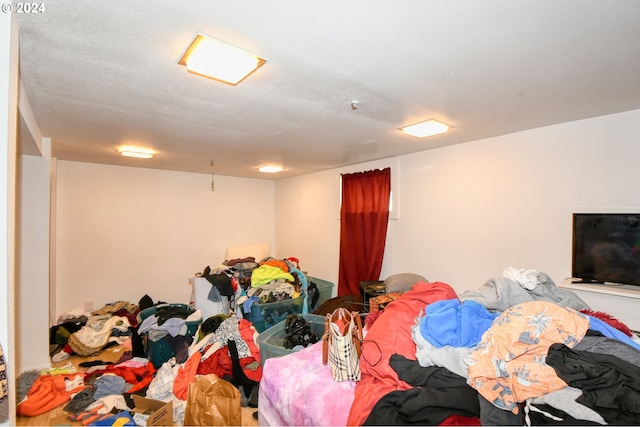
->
[[138, 303, 201, 368]]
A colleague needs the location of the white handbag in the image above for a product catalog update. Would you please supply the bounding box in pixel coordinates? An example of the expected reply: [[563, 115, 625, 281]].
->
[[322, 308, 363, 382]]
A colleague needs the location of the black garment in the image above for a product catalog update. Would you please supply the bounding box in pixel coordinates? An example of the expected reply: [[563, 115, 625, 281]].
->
[[110, 328, 132, 337], [200, 314, 228, 336], [227, 340, 258, 402], [307, 281, 320, 310], [49, 316, 87, 345], [129, 326, 145, 358], [547, 343, 640, 425], [363, 354, 481, 425], [78, 360, 112, 368], [479, 393, 523, 426], [165, 334, 192, 364], [204, 273, 235, 297], [283, 314, 318, 349], [154, 305, 193, 325], [138, 294, 154, 312]]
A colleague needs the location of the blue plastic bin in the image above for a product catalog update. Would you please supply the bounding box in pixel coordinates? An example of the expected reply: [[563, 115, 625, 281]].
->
[[247, 296, 305, 333], [138, 303, 201, 368], [257, 314, 325, 363], [308, 277, 335, 311]]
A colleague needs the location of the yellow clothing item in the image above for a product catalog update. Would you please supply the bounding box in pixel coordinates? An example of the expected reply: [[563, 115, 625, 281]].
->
[[251, 264, 294, 287]]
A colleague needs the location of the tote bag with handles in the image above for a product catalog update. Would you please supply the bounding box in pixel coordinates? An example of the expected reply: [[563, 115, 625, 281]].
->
[[322, 307, 363, 382]]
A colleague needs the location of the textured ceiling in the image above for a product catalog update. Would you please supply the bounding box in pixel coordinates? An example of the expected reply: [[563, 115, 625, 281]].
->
[[16, 0, 640, 179]]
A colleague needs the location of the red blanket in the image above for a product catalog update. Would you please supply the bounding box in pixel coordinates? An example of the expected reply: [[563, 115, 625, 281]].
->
[[348, 281, 458, 425]]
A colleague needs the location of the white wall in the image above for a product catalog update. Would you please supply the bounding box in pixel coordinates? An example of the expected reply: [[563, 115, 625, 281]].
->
[[16, 154, 51, 372], [275, 109, 640, 295], [55, 161, 276, 317], [1, 11, 18, 425]]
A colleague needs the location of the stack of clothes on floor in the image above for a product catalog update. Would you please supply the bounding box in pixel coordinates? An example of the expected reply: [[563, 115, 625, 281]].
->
[[19, 295, 262, 425], [49, 301, 140, 363], [351, 268, 640, 426]]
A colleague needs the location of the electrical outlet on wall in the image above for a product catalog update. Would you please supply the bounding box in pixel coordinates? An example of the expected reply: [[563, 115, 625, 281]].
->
[[85, 300, 94, 312]]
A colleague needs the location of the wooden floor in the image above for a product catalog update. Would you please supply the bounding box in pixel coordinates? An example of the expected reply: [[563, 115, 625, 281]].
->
[[16, 345, 259, 426]]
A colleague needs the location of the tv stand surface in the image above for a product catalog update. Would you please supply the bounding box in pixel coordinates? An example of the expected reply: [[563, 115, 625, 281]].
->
[[570, 278, 604, 285], [561, 278, 640, 300], [560, 278, 640, 331]]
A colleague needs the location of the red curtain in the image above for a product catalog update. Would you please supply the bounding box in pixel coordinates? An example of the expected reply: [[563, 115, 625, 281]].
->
[[338, 168, 391, 296]]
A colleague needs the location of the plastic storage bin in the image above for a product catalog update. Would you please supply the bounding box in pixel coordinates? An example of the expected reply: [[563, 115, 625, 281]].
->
[[308, 277, 334, 311], [258, 314, 325, 363], [247, 296, 305, 333], [138, 303, 202, 368]]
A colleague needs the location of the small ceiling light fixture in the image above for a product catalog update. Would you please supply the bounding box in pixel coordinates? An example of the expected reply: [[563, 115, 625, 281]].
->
[[402, 119, 449, 138], [258, 165, 284, 173], [178, 33, 267, 85], [118, 146, 155, 159]]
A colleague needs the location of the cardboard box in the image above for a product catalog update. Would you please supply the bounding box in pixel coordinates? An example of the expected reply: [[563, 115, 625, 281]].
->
[[131, 395, 174, 426]]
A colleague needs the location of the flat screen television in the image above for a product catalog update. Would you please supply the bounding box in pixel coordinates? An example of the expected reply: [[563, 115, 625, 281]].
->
[[572, 213, 640, 286]]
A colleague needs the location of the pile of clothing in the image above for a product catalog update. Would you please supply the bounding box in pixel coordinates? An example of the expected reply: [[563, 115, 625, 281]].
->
[[198, 256, 312, 327], [16, 350, 156, 421], [350, 268, 640, 426], [137, 304, 202, 366], [49, 301, 139, 363], [20, 296, 263, 425], [240, 257, 309, 315]]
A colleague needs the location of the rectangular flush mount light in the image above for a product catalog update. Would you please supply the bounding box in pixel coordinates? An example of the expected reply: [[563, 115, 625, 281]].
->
[[178, 33, 267, 85], [118, 146, 154, 159], [402, 119, 449, 138]]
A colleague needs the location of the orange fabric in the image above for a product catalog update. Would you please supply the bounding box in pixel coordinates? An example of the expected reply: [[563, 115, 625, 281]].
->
[[347, 282, 458, 426], [261, 259, 289, 272], [16, 373, 85, 416], [466, 301, 589, 413], [173, 351, 202, 400]]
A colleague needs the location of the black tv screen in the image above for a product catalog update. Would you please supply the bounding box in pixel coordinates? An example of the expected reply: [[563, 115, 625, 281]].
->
[[572, 213, 640, 286]]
